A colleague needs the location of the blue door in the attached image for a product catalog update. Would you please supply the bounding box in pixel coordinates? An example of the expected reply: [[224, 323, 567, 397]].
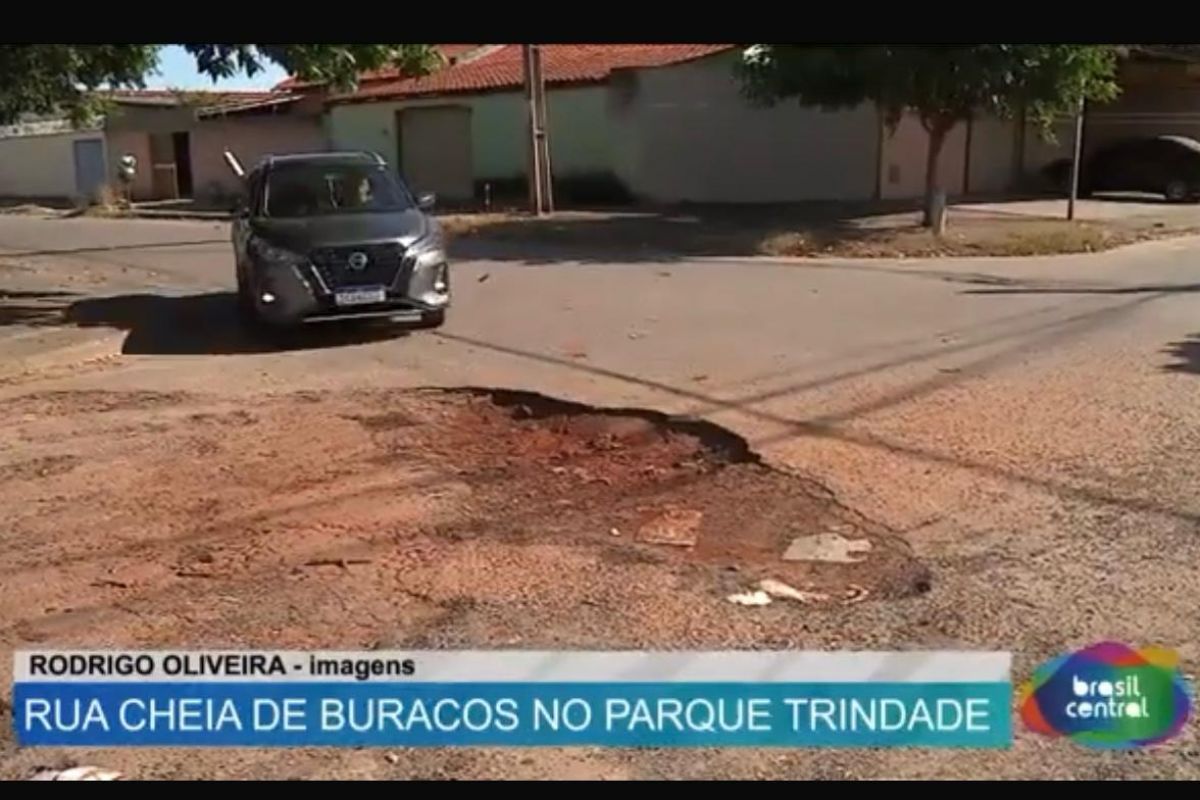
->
[[72, 138, 106, 199]]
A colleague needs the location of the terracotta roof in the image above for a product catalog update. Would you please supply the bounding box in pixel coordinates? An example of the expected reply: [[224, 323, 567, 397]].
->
[[332, 44, 735, 103], [106, 89, 280, 107], [196, 94, 304, 118], [274, 45, 485, 91]]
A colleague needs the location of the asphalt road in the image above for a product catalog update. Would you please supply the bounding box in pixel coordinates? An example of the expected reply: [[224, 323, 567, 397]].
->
[[1, 214, 1199, 778]]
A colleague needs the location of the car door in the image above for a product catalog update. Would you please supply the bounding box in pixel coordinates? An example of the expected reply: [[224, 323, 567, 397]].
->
[[1094, 141, 1144, 192]]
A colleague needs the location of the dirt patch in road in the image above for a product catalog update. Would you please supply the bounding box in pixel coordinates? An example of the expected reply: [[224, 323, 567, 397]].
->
[[0, 387, 927, 778]]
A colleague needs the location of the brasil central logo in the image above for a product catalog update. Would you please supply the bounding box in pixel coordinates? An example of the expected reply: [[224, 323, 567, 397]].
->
[[1019, 642, 1192, 748]]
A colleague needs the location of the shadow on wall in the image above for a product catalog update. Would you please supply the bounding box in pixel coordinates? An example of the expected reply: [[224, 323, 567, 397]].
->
[[62, 292, 404, 355], [1164, 334, 1200, 374]]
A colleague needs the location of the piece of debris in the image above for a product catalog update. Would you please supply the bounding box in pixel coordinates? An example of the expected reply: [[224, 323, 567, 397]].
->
[[636, 508, 703, 547], [628, 331, 645, 340], [477, 273, 491, 283], [30, 766, 122, 781], [303, 558, 372, 570], [174, 569, 217, 579], [758, 578, 830, 604], [727, 590, 772, 607], [843, 584, 871, 605], [609, 527, 621, 537], [782, 533, 873, 563], [384, 753, 400, 765], [90, 579, 129, 589]]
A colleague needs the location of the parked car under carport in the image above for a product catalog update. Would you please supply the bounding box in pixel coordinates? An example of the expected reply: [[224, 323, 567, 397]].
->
[[1042, 135, 1200, 202]]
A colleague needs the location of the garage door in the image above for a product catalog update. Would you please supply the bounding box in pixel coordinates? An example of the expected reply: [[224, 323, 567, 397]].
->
[[398, 106, 473, 202]]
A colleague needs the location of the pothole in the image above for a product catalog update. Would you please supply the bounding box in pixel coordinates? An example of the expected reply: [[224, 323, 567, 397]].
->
[[402, 388, 932, 604]]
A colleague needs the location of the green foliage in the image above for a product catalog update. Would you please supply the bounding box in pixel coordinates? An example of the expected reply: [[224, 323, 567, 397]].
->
[[0, 44, 439, 126], [738, 45, 1121, 136]]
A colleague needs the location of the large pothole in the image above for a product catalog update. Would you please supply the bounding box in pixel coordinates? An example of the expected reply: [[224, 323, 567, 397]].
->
[[388, 388, 932, 604]]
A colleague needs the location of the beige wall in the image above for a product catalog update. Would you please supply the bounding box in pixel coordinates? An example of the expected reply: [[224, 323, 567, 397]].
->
[[190, 115, 326, 201], [0, 129, 105, 199], [612, 53, 880, 203], [105, 104, 195, 134], [966, 116, 1018, 194], [880, 113, 969, 200], [1021, 118, 1075, 175], [328, 86, 614, 184]]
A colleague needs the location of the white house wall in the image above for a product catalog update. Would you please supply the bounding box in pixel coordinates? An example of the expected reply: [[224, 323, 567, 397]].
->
[[612, 53, 880, 203], [327, 86, 614, 187], [0, 129, 106, 199]]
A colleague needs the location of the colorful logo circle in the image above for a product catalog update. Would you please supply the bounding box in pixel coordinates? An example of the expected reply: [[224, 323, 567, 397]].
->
[[1019, 642, 1192, 748]]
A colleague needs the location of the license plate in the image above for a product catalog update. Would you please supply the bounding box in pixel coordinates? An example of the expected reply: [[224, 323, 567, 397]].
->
[[334, 287, 386, 307]]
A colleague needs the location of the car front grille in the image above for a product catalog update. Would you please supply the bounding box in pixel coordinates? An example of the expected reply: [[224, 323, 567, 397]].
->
[[309, 244, 408, 290]]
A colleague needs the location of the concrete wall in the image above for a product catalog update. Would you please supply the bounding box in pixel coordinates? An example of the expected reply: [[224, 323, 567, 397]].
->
[[0, 129, 106, 199], [327, 86, 614, 186], [966, 116, 1018, 194], [612, 53, 880, 203], [1022, 118, 1075, 175], [190, 114, 326, 201], [880, 113, 969, 200], [105, 104, 195, 135]]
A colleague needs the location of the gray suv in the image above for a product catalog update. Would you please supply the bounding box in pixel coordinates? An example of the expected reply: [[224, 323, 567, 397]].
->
[[230, 151, 449, 330]]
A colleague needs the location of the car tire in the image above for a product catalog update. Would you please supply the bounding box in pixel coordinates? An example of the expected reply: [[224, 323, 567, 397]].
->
[[1165, 179, 1189, 202], [414, 309, 446, 330]]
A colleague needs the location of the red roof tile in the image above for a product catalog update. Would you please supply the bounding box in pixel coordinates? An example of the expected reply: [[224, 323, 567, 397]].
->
[[332, 44, 735, 103], [274, 45, 485, 91]]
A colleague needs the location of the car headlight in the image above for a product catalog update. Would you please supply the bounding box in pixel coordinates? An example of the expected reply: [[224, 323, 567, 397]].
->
[[250, 237, 305, 265], [413, 247, 447, 271]]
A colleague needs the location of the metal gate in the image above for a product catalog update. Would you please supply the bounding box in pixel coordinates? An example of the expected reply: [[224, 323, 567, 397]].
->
[[72, 138, 107, 200]]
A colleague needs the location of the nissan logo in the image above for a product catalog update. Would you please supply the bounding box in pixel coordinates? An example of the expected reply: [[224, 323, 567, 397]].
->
[[347, 251, 369, 271]]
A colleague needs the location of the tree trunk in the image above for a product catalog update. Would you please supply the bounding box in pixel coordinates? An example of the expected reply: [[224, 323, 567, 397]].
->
[[922, 122, 949, 229]]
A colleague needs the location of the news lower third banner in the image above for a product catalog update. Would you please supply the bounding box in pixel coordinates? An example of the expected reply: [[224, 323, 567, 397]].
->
[[12, 650, 1012, 748]]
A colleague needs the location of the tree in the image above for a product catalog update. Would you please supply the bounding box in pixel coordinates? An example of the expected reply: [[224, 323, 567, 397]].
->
[[0, 44, 439, 126], [737, 45, 1121, 226]]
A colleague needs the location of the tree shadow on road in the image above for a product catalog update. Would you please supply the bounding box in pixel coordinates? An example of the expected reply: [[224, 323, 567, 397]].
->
[[64, 292, 406, 355], [1163, 334, 1200, 374]]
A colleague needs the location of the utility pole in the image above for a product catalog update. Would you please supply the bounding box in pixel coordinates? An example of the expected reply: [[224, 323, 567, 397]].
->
[[522, 44, 553, 215], [1067, 95, 1086, 221], [532, 45, 554, 213]]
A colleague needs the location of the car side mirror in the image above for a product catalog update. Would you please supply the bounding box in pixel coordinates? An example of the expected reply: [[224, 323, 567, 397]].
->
[[417, 192, 436, 211]]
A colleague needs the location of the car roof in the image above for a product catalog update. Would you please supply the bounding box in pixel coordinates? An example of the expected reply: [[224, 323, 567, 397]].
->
[[255, 151, 388, 171], [1105, 135, 1200, 153]]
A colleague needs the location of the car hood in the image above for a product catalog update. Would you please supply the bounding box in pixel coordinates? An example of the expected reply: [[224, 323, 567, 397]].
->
[[251, 210, 435, 252]]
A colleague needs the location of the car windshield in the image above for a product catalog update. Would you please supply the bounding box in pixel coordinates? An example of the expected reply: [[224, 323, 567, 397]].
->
[[263, 162, 413, 217]]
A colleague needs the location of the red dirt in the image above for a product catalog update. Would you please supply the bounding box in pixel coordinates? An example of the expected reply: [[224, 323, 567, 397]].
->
[[0, 387, 929, 779]]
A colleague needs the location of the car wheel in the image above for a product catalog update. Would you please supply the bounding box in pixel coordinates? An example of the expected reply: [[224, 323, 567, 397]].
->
[[1165, 179, 1189, 202]]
